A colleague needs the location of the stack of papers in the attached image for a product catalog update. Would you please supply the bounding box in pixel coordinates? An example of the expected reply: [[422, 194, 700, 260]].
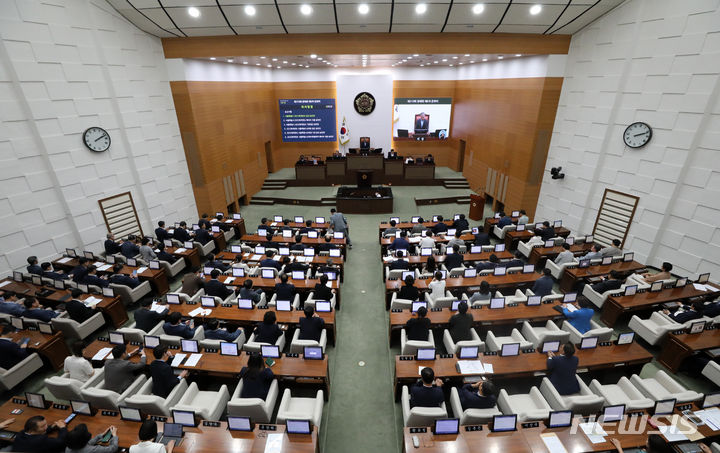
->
[[137, 266, 148, 274], [225, 219, 233, 223], [57, 257, 73, 264], [693, 283, 711, 291], [175, 248, 186, 253], [188, 307, 211, 317], [185, 354, 202, 367], [251, 254, 263, 261], [579, 422, 607, 444], [695, 408, 720, 431], [93, 261, 105, 267], [658, 425, 689, 442], [171, 353, 187, 367], [540, 433, 569, 453], [565, 304, 577, 312], [150, 302, 167, 314], [457, 360, 486, 375], [224, 277, 235, 284], [83, 296, 103, 307], [92, 347, 114, 360], [409, 237, 422, 244], [97, 264, 112, 271], [0, 281, 12, 288]]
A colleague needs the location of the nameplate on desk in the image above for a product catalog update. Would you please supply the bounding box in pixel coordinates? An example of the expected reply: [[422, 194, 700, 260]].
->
[[430, 308, 442, 312], [205, 348, 217, 353], [186, 301, 197, 305], [521, 422, 540, 428], [599, 341, 613, 347], [508, 303, 519, 307], [522, 349, 535, 353], [258, 424, 277, 431], [53, 404, 69, 410], [439, 354, 453, 359], [129, 341, 142, 346], [628, 411, 644, 417], [391, 309, 402, 313], [613, 363, 625, 367], [12, 398, 25, 405], [286, 353, 299, 358], [542, 300, 554, 304], [465, 425, 483, 431], [221, 304, 233, 308], [27, 326, 38, 331], [168, 345, 179, 350], [409, 427, 427, 433], [101, 410, 117, 417], [483, 351, 497, 356], [202, 421, 221, 427], [98, 337, 108, 342], [399, 356, 414, 361], [471, 306, 482, 310], [678, 404, 693, 411], [258, 305, 269, 310], [150, 416, 167, 422]]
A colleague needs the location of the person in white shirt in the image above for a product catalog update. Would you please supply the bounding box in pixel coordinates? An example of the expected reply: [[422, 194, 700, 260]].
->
[[130, 420, 174, 453], [63, 341, 94, 381], [419, 231, 436, 249], [554, 243, 575, 266], [517, 210, 529, 225], [428, 271, 447, 301]]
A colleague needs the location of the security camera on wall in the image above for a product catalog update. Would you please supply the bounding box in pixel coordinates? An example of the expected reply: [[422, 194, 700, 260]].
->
[[551, 167, 565, 180]]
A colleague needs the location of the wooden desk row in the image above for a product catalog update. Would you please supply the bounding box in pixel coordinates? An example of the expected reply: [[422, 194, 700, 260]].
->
[[659, 329, 720, 373], [51, 256, 171, 295], [377, 220, 453, 238], [386, 250, 515, 269], [560, 260, 646, 292], [0, 399, 317, 453], [1, 328, 71, 371], [527, 241, 594, 266], [505, 226, 572, 251], [239, 235, 347, 259], [206, 275, 342, 309], [216, 251, 345, 281]]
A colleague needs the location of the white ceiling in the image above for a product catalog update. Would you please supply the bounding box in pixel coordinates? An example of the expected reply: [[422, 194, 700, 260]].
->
[[107, 0, 626, 38]]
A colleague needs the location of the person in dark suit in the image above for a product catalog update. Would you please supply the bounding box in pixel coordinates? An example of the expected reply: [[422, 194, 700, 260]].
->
[[299, 220, 315, 235], [256, 218, 272, 235], [496, 212, 512, 229], [274, 273, 295, 300], [531, 268, 554, 297], [547, 343, 580, 395], [238, 279, 263, 305], [458, 380, 498, 410], [388, 231, 410, 251], [120, 235, 140, 259], [504, 252, 525, 270], [26, 256, 42, 275], [431, 215, 448, 234], [264, 232, 280, 250], [448, 301, 473, 342], [82, 265, 109, 288], [590, 270, 623, 293], [198, 214, 212, 230], [205, 254, 230, 272], [475, 254, 499, 272], [538, 221, 556, 242], [173, 221, 191, 243], [150, 345, 187, 398], [389, 251, 410, 270], [283, 257, 309, 275], [156, 243, 178, 264], [259, 251, 282, 271], [410, 367, 444, 408], [104, 234, 121, 255], [444, 245, 464, 271], [424, 154, 434, 164], [204, 269, 233, 300], [103, 344, 147, 394], [239, 353, 274, 400], [702, 300, 720, 318], [155, 221, 171, 243], [317, 235, 336, 252], [194, 223, 212, 246], [134, 298, 167, 332], [405, 306, 431, 341], [663, 302, 703, 324], [163, 312, 196, 339], [180, 272, 204, 297], [22, 297, 58, 323], [452, 214, 469, 232], [473, 230, 491, 247], [40, 262, 68, 280], [12, 415, 67, 453], [398, 275, 420, 301], [204, 318, 242, 342], [65, 289, 97, 324], [108, 264, 141, 288], [388, 149, 399, 159], [0, 336, 29, 369], [314, 258, 338, 279], [70, 258, 90, 283], [414, 113, 429, 133], [299, 305, 325, 342], [312, 274, 333, 301], [254, 311, 284, 344], [290, 234, 305, 251]]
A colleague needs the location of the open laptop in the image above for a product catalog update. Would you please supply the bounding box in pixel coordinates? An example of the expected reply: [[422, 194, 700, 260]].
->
[[155, 423, 183, 445]]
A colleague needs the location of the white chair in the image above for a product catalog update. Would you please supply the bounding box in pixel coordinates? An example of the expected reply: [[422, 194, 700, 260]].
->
[[80, 368, 147, 410], [159, 325, 205, 347], [449, 386, 501, 424], [115, 321, 165, 343], [628, 312, 684, 346], [205, 294, 235, 306], [276, 389, 324, 429], [305, 292, 336, 310], [45, 372, 93, 402], [227, 379, 279, 422], [159, 258, 186, 278], [630, 371, 703, 403], [493, 224, 516, 240], [539, 376, 604, 415], [109, 280, 152, 306], [711, 443, 720, 453], [442, 329, 485, 354], [176, 290, 206, 304], [582, 284, 625, 309], [199, 329, 246, 350], [386, 268, 418, 281], [497, 387, 552, 422], [526, 288, 564, 303], [289, 328, 327, 354], [589, 377, 654, 411], [425, 290, 455, 309], [254, 267, 279, 278], [223, 228, 235, 242], [51, 311, 106, 340], [401, 329, 435, 355], [504, 289, 528, 304], [390, 293, 414, 310], [561, 320, 613, 344], [702, 361, 720, 387], [401, 386, 447, 427], [171, 382, 229, 421], [521, 321, 570, 348], [268, 293, 301, 310], [448, 266, 466, 278], [193, 240, 215, 257], [485, 329, 533, 352], [518, 238, 543, 259], [546, 259, 578, 280], [243, 331, 286, 353], [123, 378, 188, 416], [0, 350, 43, 392]]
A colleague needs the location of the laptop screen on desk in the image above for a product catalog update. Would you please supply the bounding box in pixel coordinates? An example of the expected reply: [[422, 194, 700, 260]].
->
[[237, 299, 253, 309], [315, 217, 325, 224], [433, 418, 459, 435], [416, 348, 435, 360], [490, 297, 505, 309], [617, 332, 634, 345], [308, 231, 318, 239], [276, 300, 291, 311], [286, 420, 311, 434], [329, 249, 341, 257], [303, 248, 315, 257], [273, 216, 283, 223], [119, 406, 142, 422], [623, 252, 634, 262], [227, 416, 252, 431], [464, 268, 477, 278], [580, 336, 598, 349], [70, 400, 92, 416], [282, 230, 292, 238], [109, 332, 125, 345], [261, 269, 275, 279], [411, 301, 427, 313], [698, 273, 710, 284], [166, 294, 180, 304], [220, 342, 239, 356], [201, 296, 215, 308], [459, 346, 478, 359], [493, 267, 506, 276], [232, 268, 245, 277], [411, 216, 420, 223], [501, 343, 520, 357], [516, 224, 525, 231], [601, 256, 613, 265], [181, 340, 198, 353], [602, 405, 625, 423], [527, 295, 541, 306], [548, 411, 572, 428], [523, 264, 535, 274], [144, 335, 160, 349], [255, 246, 266, 254], [542, 341, 560, 353], [261, 345, 280, 358], [491, 415, 517, 432], [279, 247, 290, 256], [563, 293, 577, 303], [624, 285, 637, 296], [304, 346, 323, 360], [315, 301, 332, 312], [494, 243, 505, 252], [173, 410, 196, 427], [163, 423, 183, 437], [654, 399, 676, 415], [295, 216, 304, 223]]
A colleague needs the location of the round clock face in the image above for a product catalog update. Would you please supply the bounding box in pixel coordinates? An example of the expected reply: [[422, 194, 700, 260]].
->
[[623, 122, 652, 148], [83, 127, 111, 152]]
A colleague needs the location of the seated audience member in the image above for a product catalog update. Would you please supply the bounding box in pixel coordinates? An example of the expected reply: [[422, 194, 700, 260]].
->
[[120, 235, 140, 259], [231, 256, 251, 274], [299, 305, 325, 342], [422, 256, 438, 275], [64, 341, 94, 382], [389, 251, 410, 270], [663, 302, 703, 324], [554, 243, 575, 265], [155, 220, 171, 243], [388, 231, 410, 251], [639, 262, 673, 283], [259, 250, 282, 271], [204, 269, 232, 300], [424, 154, 434, 164], [282, 256, 308, 276], [65, 423, 118, 453], [547, 343, 580, 395], [318, 235, 336, 252], [129, 420, 175, 453], [446, 231, 465, 249], [504, 252, 525, 269], [411, 218, 426, 234], [156, 243, 177, 264], [701, 299, 720, 318], [517, 210, 529, 225], [163, 312, 196, 339], [108, 264, 141, 289], [290, 235, 305, 251], [419, 230, 435, 249], [428, 271, 446, 300], [0, 335, 29, 370], [198, 213, 212, 230], [41, 262, 68, 280], [449, 301, 473, 342], [254, 311, 284, 344], [458, 380, 498, 410], [562, 298, 594, 334], [315, 258, 338, 278], [173, 221, 191, 243], [475, 254, 499, 272], [150, 345, 187, 399], [600, 239, 623, 257], [473, 228, 491, 246], [70, 258, 90, 283], [12, 415, 67, 453], [531, 268, 554, 297], [398, 275, 420, 301], [537, 221, 556, 242], [410, 367, 445, 408], [204, 318, 242, 342], [274, 273, 296, 301], [0, 292, 25, 316], [264, 232, 280, 250], [297, 154, 307, 165], [103, 344, 147, 394], [180, 271, 203, 296], [205, 254, 230, 272], [134, 298, 167, 333], [590, 270, 624, 293], [83, 265, 109, 288], [65, 288, 98, 323], [469, 281, 492, 306], [313, 274, 334, 301], [104, 234, 121, 255], [496, 212, 512, 229], [22, 297, 58, 322], [452, 214, 469, 232], [238, 279, 264, 305], [580, 244, 603, 260], [387, 149, 399, 159], [256, 217, 270, 232], [27, 256, 42, 275], [431, 215, 448, 234], [194, 223, 212, 246], [444, 244, 464, 271], [139, 237, 157, 262], [384, 220, 399, 238], [300, 220, 315, 235], [405, 306, 431, 341], [239, 353, 274, 400]]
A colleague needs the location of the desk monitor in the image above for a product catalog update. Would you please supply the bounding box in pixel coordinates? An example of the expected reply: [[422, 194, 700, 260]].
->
[[453, 214, 461, 221], [324, 271, 337, 281], [623, 252, 634, 262], [689, 320, 705, 334], [273, 215, 283, 223], [432, 215, 440, 222], [201, 296, 216, 308], [459, 346, 479, 359], [491, 415, 517, 432], [534, 222, 543, 229], [192, 224, 199, 231], [215, 212, 224, 218], [447, 228, 457, 237], [149, 260, 160, 270], [106, 255, 116, 264], [433, 418, 460, 435], [566, 236, 574, 246], [38, 322, 53, 335], [211, 226, 220, 233], [579, 259, 591, 268], [173, 410, 196, 427], [601, 256, 613, 265], [527, 295, 542, 306], [554, 220, 562, 228], [401, 271, 414, 281], [303, 248, 315, 257], [624, 285, 638, 296], [11, 317, 24, 330], [258, 228, 268, 236], [412, 301, 427, 313], [119, 406, 143, 422], [548, 411, 573, 428], [233, 213, 242, 220], [127, 258, 137, 267], [676, 277, 688, 288], [31, 275, 42, 286], [144, 335, 160, 349], [490, 297, 505, 309], [66, 248, 78, 257], [617, 332, 635, 345], [464, 268, 477, 278], [25, 393, 47, 409], [653, 398, 676, 415], [227, 416, 253, 432], [255, 246, 266, 255], [77, 283, 89, 293], [101, 287, 114, 298], [511, 211, 520, 217], [181, 339, 199, 353], [585, 235, 594, 243], [12, 271, 23, 282], [421, 230, 428, 237], [291, 270, 305, 280], [315, 217, 325, 224], [202, 266, 214, 276], [109, 331, 125, 345], [580, 336, 598, 349], [471, 227, 479, 234], [544, 240, 555, 248], [166, 293, 180, 304], [601, 405, 625, 423], [282, 230, 292, 238], [523, 264, 535, 274], [329, 248, 341, 257], [237, 299, 253, 309], [315, 301, 332, 312], [470, 245, 481, 254], [333, 232, 345, 239], [698, 273, 710, 284], [500, 342, 520, 357], [411, 216, 421, 223], [184, 241, 194, 249], [417, 247, 432, 258], [304, 346, 324, 360], [494, 243, 505, 252], [493, 267, 506, 277], [416, 348, 435, 361], [261, 345, 281, 358], [220, 342, 239, 356], [83, 251, 94, 260], [451, 300, 462, 311], [541, 341, 561, 353], [563, 293, 577, 303], [702, 392, 720, 409], [445, 247, 454, 255], [516, 224, 526, 232], [439, 270, 447, 279], [276, 300, 292, 311], [232, 267, 245, 278], [286, 419, 312, 435], [650, 281, 663, 292], [279, 247, 290, 256], [261, 269, 275, 279], [70, 400, 93, 416], [390, 217, 400, 223], [294, 216, 304, 223]]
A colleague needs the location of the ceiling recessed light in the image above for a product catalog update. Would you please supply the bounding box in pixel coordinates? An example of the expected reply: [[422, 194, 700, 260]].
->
[[482, 58, 488, 61], [472, 3, 484, 14], [210, 57, 216, 60], [470, 60, 475, 63], [292, 63, 296, 66], [407, 56, 413, 59], [434, 61, 438, 64], [413, 54, 419, 57], [187, 6, 200, 18], [358, 3, 369, 14], [260, 56, 266, 59], [415, 3, 427, 14], [459, 62, 463, 65], [515, 54, 522, 57], [529, 4, 542, 15], [276, 66, 280, 69], [420, 64, 424, 66], [449, 64, 453, 67], [244, 5, 256, 16], [300, 4, 313, 15], [498, 56, 504, 59], [227, 58, 234, 62], [310, 54, 317, 59], [442, 58, 447, 62], [452, 56, 458, 59], [267, 64, 272, 67], [283, 60, 288, 64], [255, 63, 260, 66], [272, 58, 278, 61], [243, 61, 248, 64]]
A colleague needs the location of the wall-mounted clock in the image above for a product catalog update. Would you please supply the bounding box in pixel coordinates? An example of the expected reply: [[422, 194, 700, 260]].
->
[[623, 122, 652, 148], [83, 127, 111, 152]]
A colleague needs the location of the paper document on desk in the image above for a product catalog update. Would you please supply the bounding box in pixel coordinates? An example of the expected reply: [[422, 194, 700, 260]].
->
[[97, 264, 112, 271], [251, 254, 262, 261], [57, 257, 73, 264], [264, 433, 284, 453], [225, 219, 233, 223], [93, 261, 105, 267], [579, 422, 607, 444], [0, 281, 11, 288], [171, 353, 187, 367], [83, 296, 103, 307], [92, 347, 113, 361], [184, 353, 202, 367], [658, 424, 689, 442], [565, 304, 577, 312], [137, 266, 148, 274], [175, 248, 186, 253], [150, 302, 167, 314], [695, 408, 720, 431], [540, 433, 569, 453], [224, 277, 235, 284], [188, 307, 211, 317], [483, 363, 494, 374], [270, 222, 277, 226], [456, 360, 485, 375], [409, 237, 422, 244], [693, 283, 709, 291]]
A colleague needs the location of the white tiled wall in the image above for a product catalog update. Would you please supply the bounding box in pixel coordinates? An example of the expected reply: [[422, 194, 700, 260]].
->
[[0, 0, 197, 277], [536, 0, 720, 279]]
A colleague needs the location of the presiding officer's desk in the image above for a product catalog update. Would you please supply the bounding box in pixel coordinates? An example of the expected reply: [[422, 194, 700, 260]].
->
[[0, 398, 318, 453]]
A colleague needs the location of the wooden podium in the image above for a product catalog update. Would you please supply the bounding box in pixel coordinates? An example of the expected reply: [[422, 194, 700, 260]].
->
[[469, 193, 485, 221]]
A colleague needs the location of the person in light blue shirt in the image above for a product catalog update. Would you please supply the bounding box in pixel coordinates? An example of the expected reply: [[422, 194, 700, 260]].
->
[[580, 243, 602, 260], [517, 210, 529, 225], [562, 298, 595, 334]]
